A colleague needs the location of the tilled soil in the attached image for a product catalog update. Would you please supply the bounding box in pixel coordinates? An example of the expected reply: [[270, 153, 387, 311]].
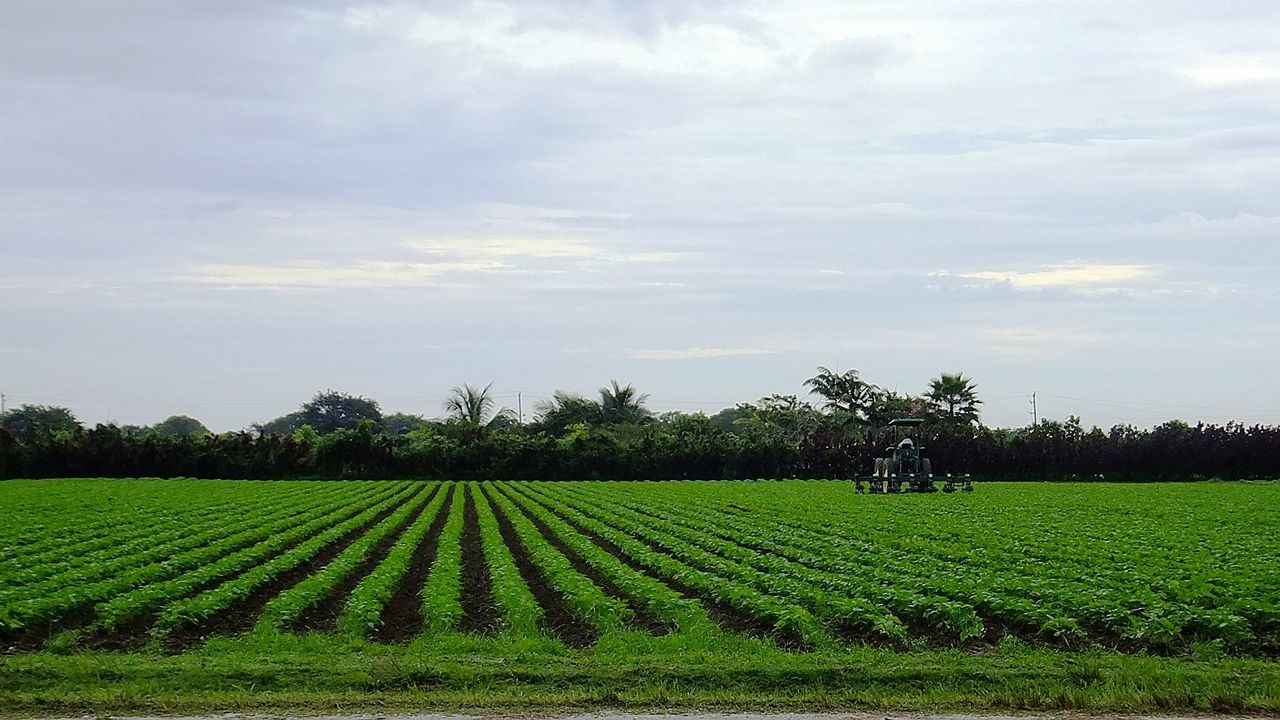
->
[[374, 485, 456, 644], [496, 485, 669, 635], [480, 485, 598, 648], [10, 492, 398, 652], [458, 485, 500, 635], [510, 486, 787, 645], [295, 484, 443, 633], [168, 485, 426, 647]]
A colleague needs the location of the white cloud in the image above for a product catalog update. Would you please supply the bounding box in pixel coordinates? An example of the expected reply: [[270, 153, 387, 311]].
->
[[184, 260, 508, 289], [629, 347, 778, 360], [1185, 54, 1280, 85], [404, 237, 599, 259], [959, 263, 1158, 291]]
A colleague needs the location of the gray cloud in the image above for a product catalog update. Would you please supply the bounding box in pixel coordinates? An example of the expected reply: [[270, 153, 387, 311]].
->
[[2, 0, 1279, 431]]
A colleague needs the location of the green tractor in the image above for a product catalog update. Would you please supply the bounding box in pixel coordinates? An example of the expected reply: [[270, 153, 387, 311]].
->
[[858, 418, 972, 494]]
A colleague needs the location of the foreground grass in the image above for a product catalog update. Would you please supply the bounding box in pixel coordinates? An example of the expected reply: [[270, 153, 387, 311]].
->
[[3, 630, 1279, 715]]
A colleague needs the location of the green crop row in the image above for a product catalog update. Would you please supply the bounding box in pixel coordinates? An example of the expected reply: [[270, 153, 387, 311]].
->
[[607, 481, 1263, 648], [337, 484, 454, 637], [472, 483, 542, 637], [1, 482, 330, 593], [483, 485, 633, 634], [420, 484, 466, 632], [88, 482, 408, 633], [0, 484, 385, 635], [153, 483, 419, 634], [497, 482, 710, 633], [255, 483, 439, 632], [565, 484, 983, 640], [506, 482, 832, 646], [0, 479, 271, 557], [3, 485, 314, 583]]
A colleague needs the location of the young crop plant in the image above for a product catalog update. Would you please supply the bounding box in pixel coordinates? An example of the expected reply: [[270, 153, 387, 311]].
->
[[472, 483, 542, 637], [255, 483, 438, 632], [543, 485, 874, 645], [497, 482, 713, 634], [2, 483, 392, 637], [1, 485, 317, 587], [483, 485, 634, 634], [0, 482, 336, 601], [337, 484, 453, 638], [87, 482, 409, 633], [153, 483, 421, 635], [509, 482, 834, 647], [0, 479, 302, 564], [420, 483, 466, 633], [572, 485, 984, 641]]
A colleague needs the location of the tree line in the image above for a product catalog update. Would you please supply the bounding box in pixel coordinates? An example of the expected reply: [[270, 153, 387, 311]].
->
[[2, 369, 1277, 481]]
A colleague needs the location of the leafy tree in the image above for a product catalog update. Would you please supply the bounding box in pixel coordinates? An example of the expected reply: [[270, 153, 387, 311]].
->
[[0, 404, 82, 438], [383, 412, 428, 436], [926, 372, 982, 424], [253, 411, 306, 436], [534, 391, 602, 434], [866, 390, 927, 427], [803, 366, 879, 424], [300, 390, 383, 434], [734, 395, 822, 443], [151, 415, 211, 437], [707, 405, 753, 433], [599, 380, 651, 425]]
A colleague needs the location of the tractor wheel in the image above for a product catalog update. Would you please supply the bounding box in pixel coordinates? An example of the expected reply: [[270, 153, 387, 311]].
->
[[922, 458, 932, 476]]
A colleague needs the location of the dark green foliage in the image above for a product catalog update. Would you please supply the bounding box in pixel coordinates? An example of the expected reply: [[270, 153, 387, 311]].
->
[[253, 411, 307, 436], [383, 412, 428, 436], [150, 415, 211, 438], [0, 404, 81, 439], [4, 372, 1280, 480], [598, 380, 651, 425], [301, 390, 383, 434]]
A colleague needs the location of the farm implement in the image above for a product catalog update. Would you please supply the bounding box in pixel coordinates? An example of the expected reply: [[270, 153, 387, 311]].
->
[[856, 418, 973, 494]]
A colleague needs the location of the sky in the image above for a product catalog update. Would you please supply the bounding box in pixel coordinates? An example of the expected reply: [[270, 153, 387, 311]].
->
[[2, 0, 1279, 431]]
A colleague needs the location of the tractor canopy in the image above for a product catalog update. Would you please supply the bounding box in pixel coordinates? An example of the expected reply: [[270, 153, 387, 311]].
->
[[887, 417, 925, 428]]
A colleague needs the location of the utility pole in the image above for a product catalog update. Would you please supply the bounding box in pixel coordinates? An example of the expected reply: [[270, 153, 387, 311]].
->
[[517, 392, 523, 424], [1030, 392, 1038, 426], [0, 391, 6, 415]]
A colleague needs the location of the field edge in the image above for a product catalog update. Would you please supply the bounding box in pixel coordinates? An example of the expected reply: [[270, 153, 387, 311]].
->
[[3, 638, 1278, 716]]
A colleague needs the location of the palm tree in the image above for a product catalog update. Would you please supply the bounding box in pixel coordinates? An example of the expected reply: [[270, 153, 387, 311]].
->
[[926, 372, 982, 424], [598, 380, 651, 424], [803, 366, 879, 424], [444, 382, 502, 429]]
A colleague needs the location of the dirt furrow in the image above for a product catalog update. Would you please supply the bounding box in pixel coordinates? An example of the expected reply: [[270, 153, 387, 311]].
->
[[517, 487, 783, 642], [458, 485, 500, 635], [373, 485, 456, 643], [496, 485, 668, 635], [167, 485, 425, 647], [294, 484, 443, 633], [70, 488, 410, 652], [479, 486, 597, 648]]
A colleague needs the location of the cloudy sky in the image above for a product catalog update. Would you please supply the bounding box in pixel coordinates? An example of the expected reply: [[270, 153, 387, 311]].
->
[[2, 0, 1279, 431]]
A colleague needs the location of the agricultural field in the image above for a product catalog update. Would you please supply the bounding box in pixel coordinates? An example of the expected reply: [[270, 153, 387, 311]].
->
[[2, 478, 1279, 714]]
